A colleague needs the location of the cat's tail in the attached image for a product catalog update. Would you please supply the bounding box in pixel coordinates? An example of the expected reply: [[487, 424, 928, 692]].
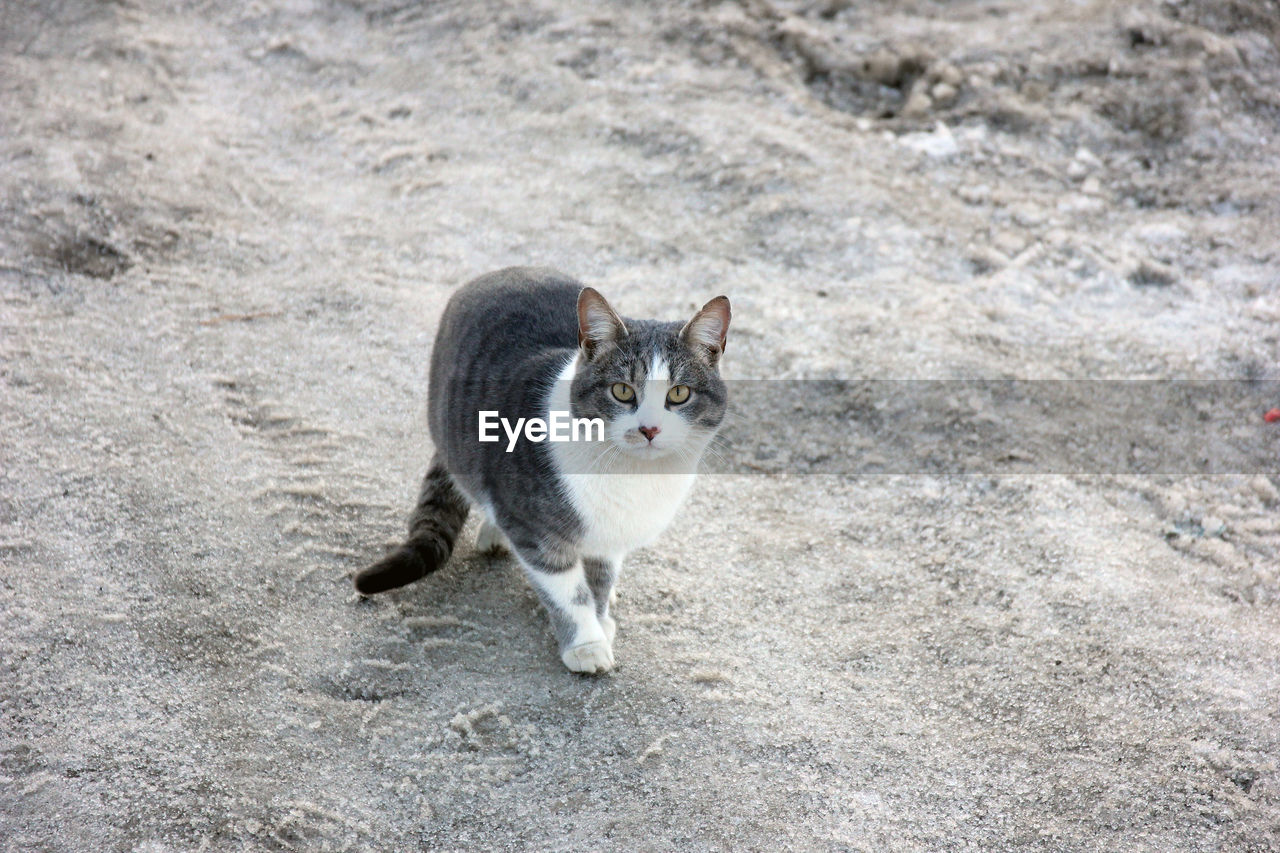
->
[[354, 457, 470, 595]]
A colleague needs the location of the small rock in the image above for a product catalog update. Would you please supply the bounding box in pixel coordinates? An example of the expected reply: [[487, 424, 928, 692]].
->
[[812, 0, 854, 17], [1129, 259, 1177, 287], [1010, 202, 1046, 228], [899, 122, 958, 157], [992, 231, 1026, 256], [1074, 146, 1103, 168], [862, 48, 900, 85], [1057, 194, 1105, 214], [901, 89, 933, 117], [933, 61, 964, 87], [968, 246, 1010, 274], [956, 183, 992, 204], [896, 42, 935, 76], [930, 82, 958, 105]]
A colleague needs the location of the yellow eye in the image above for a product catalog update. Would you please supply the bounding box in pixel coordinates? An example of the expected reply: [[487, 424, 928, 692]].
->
[[666, 385, 691, 405], [611, 383, 635, 403]]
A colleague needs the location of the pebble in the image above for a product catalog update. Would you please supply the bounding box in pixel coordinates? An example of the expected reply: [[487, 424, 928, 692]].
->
[[930, 82, 958, 105], [901, 89, 933, 117], [933, 61, 964, 87], [1058, 194, 1106, 214], [1129, 258, 1177, 287], [956, 183, 992, 204], [899, 122, 958, 157], [1074, 147, 1102, 167], [1010, 203, 1047, 228], [863, 48, 900, 85], [968, 245, 1010, 273]]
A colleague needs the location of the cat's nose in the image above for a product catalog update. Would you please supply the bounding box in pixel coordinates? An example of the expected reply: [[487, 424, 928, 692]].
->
[[638, 425, 661, 442]]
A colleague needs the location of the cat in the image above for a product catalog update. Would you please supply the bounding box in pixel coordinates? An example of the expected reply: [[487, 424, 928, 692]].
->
[[355, 266, 731, 674]]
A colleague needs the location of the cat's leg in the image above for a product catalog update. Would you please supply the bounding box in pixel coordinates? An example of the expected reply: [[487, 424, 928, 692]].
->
[[583, 557, 619, 645], [515, 550, 613, 674]]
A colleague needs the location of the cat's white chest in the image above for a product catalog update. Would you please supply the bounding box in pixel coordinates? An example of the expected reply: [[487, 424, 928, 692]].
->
[[559, 470, 695, 558], [544, 353, 701, 557]]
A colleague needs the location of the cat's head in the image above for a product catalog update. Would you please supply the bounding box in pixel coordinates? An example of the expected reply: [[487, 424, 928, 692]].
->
[[569, 288, 730, 462]]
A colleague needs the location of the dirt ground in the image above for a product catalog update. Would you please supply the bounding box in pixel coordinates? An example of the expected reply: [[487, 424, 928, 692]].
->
[[3, 0, 1280, 849]]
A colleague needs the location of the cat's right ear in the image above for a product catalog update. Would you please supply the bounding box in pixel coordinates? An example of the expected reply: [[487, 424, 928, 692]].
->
[[680, 295, 731, 366], [577, 287, 627, 360]]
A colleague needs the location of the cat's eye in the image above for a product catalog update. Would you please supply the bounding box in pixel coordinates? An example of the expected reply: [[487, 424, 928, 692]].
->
[[666, 385, 691, 405], [611, 382, 636, 403]]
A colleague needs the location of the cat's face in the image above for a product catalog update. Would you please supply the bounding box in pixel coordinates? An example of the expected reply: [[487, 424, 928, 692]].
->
[[569, 289, 730, 462]]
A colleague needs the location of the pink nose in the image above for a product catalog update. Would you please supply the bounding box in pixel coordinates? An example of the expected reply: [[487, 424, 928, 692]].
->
[[638, 425, 661, 442]]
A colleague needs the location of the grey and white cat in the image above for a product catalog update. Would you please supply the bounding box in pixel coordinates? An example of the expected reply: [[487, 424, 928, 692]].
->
[[355, 267, 730, 674]]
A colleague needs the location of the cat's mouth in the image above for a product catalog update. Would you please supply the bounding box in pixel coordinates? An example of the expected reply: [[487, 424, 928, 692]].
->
[[619, 437, 675, 459]]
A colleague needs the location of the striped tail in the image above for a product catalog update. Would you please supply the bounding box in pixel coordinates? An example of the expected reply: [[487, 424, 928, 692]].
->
[[354, 457, 470, 595]]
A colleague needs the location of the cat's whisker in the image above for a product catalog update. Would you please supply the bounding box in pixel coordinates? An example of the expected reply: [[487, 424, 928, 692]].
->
[[698, 444, 727, 469], [585, 442, 622, 475]]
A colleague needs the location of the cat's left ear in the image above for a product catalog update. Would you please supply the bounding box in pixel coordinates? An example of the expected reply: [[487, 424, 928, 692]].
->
[[681, 296, 731, 366]]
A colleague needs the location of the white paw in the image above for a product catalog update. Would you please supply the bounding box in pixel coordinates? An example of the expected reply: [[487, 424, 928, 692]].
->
[[475, 520, 509, 554], [561, 640, 614, 674], [601, 614, 617, 645]]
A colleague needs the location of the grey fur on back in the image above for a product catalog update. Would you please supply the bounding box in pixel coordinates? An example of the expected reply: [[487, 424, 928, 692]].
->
[[354, 267, 582, 594], [427, 266, 586, 557]]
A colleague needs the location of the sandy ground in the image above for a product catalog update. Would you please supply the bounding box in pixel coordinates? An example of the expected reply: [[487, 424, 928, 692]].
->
[[3, 0, 1280, 849]]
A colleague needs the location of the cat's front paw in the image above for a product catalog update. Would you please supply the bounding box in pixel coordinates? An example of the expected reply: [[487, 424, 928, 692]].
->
[[561, 640, 614, 675], [475, 520, 510, 554], [601, 614, 616, 645]]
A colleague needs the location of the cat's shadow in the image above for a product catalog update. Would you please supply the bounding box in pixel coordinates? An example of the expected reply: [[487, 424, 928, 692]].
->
[[351, 541, 564, 673]]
